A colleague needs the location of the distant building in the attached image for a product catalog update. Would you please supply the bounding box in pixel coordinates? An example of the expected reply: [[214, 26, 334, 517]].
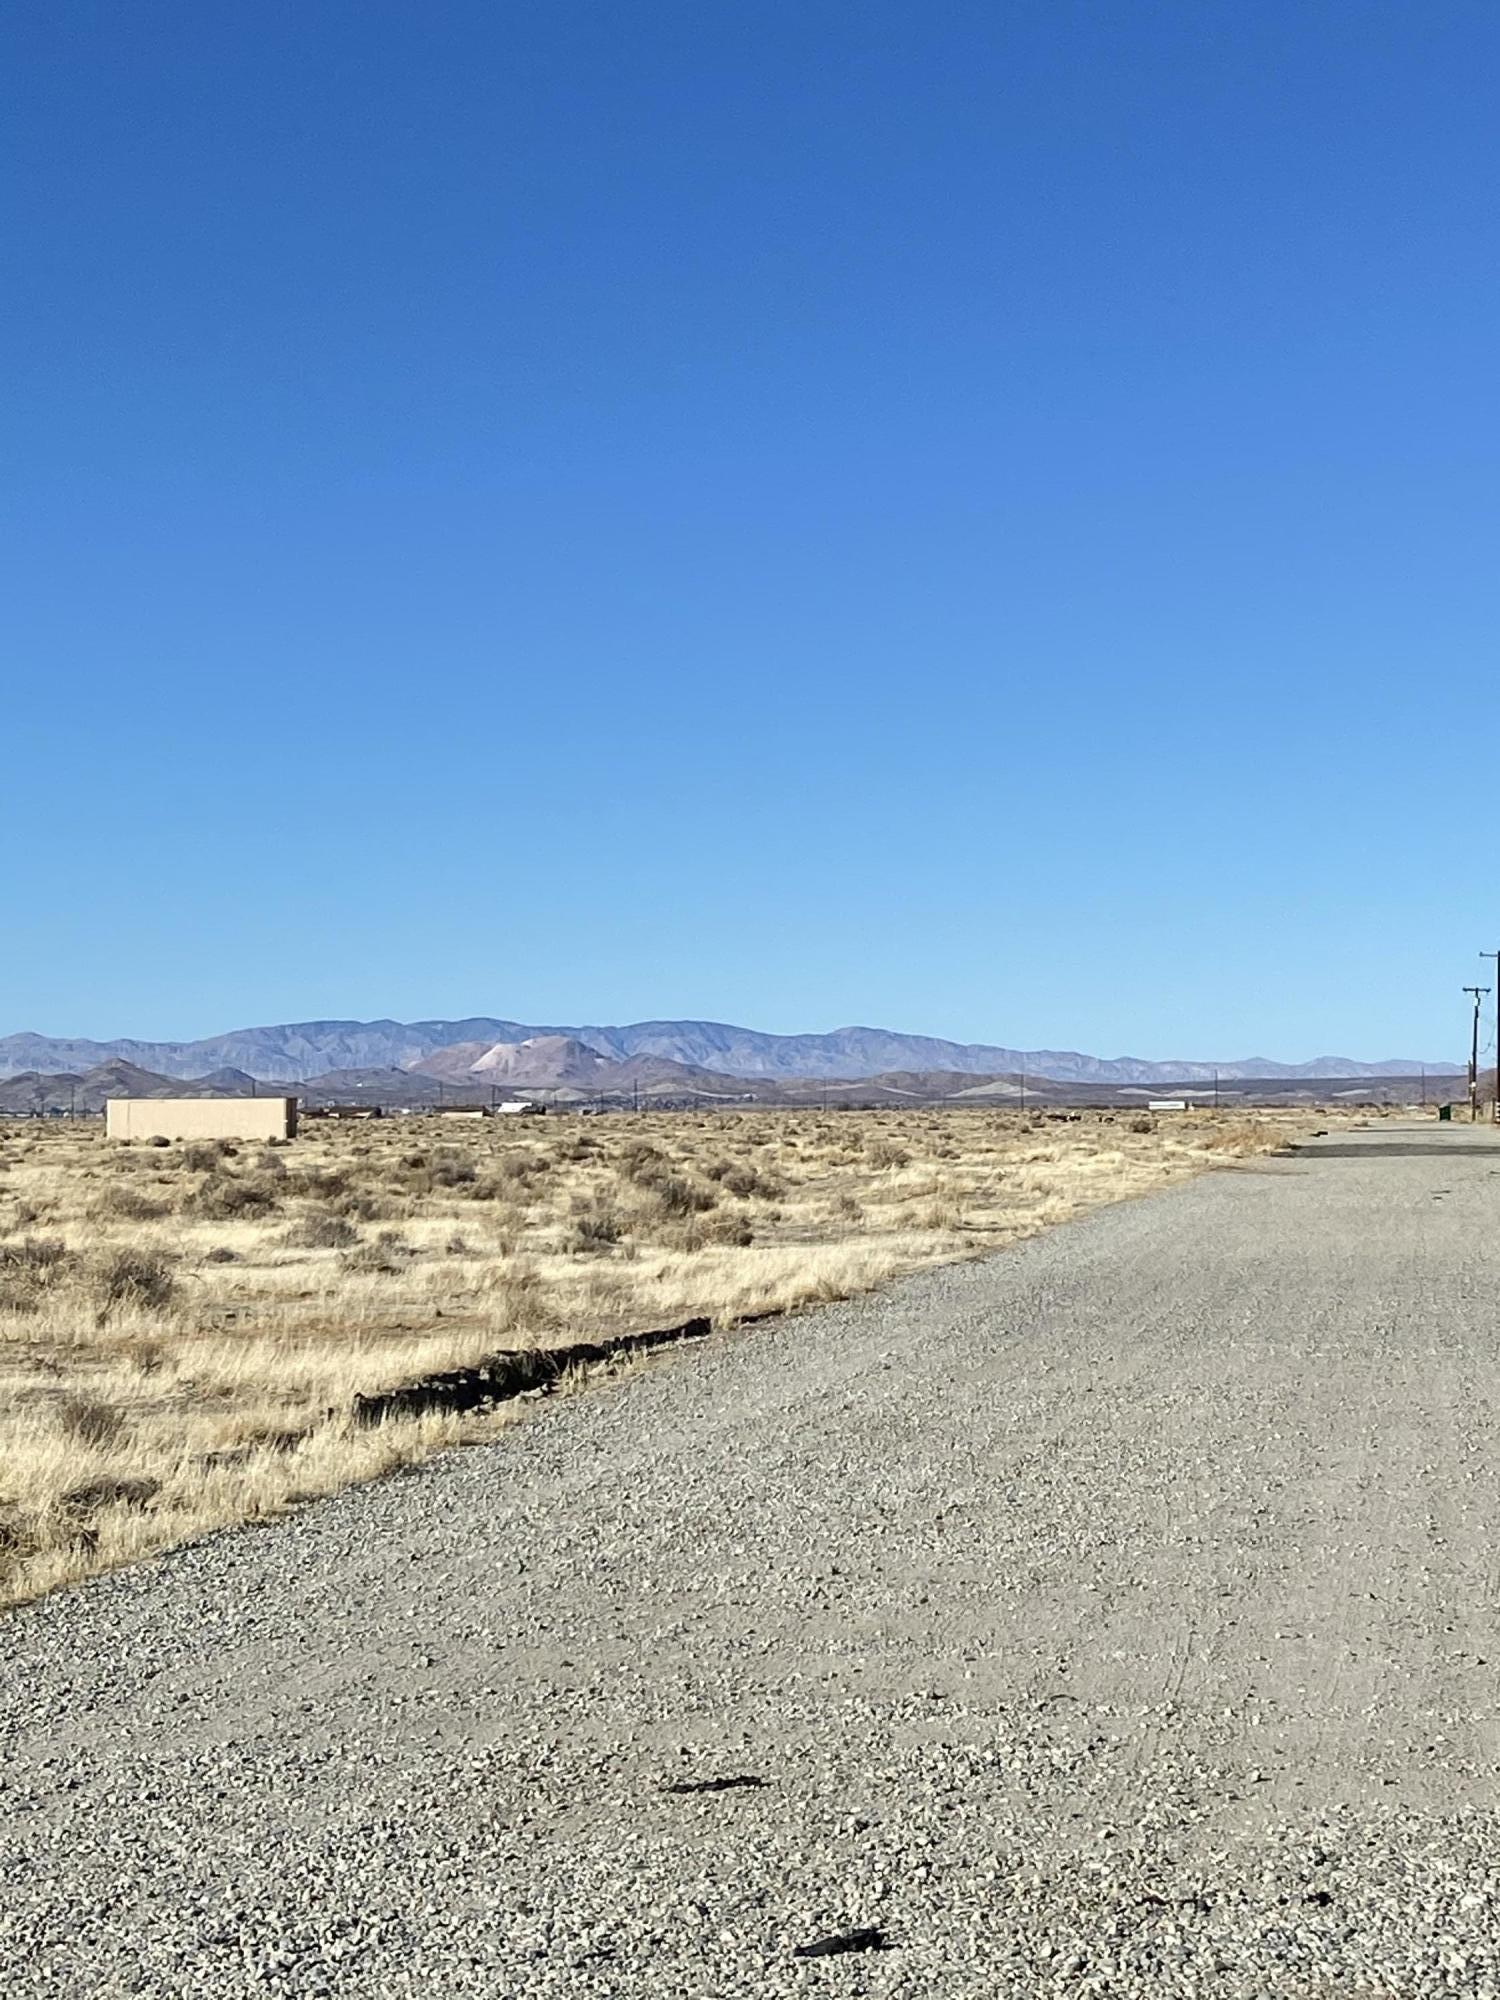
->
[[106, 1097, 298, 1142], [1146, 1098, 1190, 1112], [496, 1099, 545, 1116]]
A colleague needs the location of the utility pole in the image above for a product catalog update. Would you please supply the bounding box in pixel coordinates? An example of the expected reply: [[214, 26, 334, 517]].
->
[[1482, 953, 1500, 1121], [1463, 986, 1490, 1122]]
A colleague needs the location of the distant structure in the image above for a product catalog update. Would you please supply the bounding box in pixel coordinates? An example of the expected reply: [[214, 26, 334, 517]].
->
[[106, 1097, 298, 1142], [424, 1100, 546, 1118], [1146, 1097, 1191, 1113]]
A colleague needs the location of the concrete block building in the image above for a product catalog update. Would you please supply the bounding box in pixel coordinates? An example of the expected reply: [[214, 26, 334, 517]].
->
[[105, 1097, 298, 1142]]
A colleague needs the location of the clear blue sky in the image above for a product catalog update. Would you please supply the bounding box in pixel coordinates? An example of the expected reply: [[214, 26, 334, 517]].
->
[[4, 1, 1495, 1062]]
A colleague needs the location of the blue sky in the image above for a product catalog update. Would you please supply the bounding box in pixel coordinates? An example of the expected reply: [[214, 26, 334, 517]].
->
[[4, 1, 1495, 1062]]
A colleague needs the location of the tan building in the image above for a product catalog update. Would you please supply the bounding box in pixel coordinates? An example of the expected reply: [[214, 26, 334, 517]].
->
[[106, 1097, 298, 1142]]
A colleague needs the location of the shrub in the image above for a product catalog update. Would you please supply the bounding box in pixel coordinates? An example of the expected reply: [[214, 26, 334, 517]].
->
[[1129, 1116, 1155, 1135], [660, 1210, 754, 1252], [621, 1154, 716, 1215], [0, 1237, 67, 1273], [341, 1230, 411, 1275], [620, 1142, 666, 1184], [91, 1248, 176, 1313], [0, 1505, 38, 1561], [701, 1209, 754, 1247], [281, 1212, 358, 1249], [186, 1174, 279, 1220], [714, 1161, 780, 1200], [455, 1176, 507, 1204], [482, 1260, 551, 1332], [329, 1189, 393, 1222], [564, 1196, 623, 1252], [652, 1173, 716, 1216], [391, 1147, 483, 1195], [60, 1474, 158, 1514], [95, 1187, 169, 1221], [56, 1393, 125, 1448], [0, 1237, 70, 1311]]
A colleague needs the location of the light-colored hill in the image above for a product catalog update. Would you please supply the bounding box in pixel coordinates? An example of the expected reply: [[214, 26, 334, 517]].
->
[[469, 1036, 615, 1085], [413, 1036, 748, 1099], [412, 1037, 614, 1088]]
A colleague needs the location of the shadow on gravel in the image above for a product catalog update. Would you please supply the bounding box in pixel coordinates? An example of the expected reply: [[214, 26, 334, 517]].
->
[[793, 1929, 890, 1959], [352, 1317, 712, 1425], [1290, 1142, 1500, 1159], [660, 1775, 766, 1796]]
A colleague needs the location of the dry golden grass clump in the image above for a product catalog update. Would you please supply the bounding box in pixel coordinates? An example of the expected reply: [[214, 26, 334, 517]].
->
[[0, 1103, 1336, 1608]]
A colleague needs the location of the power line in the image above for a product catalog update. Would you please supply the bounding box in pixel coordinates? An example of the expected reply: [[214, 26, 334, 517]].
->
[[1463, 986, 1490, 1123], [1482, 953, 1500, 1123]]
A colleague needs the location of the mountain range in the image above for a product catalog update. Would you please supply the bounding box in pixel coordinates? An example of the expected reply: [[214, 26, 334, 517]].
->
[[0, 1055, 1444, 1118], [0, 1017, 1459, 1087]]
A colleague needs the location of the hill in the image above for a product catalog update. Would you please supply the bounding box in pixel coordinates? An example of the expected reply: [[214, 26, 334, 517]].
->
[[412, 1036, 616, 1088], [0, 1015, 1462, 1089], [0, 1061, 272, 1116], [297, 1067, 448, 1108], [413, 1036, 756, 1101]]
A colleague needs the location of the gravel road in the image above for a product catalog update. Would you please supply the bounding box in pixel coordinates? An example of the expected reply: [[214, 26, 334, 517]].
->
[[5, 1121, 1500, 1997]]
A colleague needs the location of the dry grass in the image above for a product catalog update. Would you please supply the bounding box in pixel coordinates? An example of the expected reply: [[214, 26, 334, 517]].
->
[[0, 1103, 1350, 1608]]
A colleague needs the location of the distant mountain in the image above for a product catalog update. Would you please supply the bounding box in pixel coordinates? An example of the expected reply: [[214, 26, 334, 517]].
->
[[0, 1055, 1442, 1116], [0, 1019, 537, 1084], [412, 1036, 616, 1088], [192, 1067, 263, 1093], [469, 1037, 614, 1085], [0, 1060, 272, 1115], [0, 1015, 1461, 1087], [414, 1036, 757, 1099], [568, 1023, 1456, 1086], [297, 1066, 447, 1106]]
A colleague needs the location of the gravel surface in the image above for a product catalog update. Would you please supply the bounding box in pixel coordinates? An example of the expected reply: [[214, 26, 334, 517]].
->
[[4, 1120, 1500, 1996]]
